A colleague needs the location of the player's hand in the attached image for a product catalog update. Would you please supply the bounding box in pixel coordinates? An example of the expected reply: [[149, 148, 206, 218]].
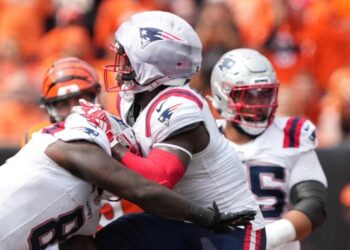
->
[[73, 99, 140, 152], [108, 115, 140, 154], [208, 202, 256, 232], [72, 99, 117, 146]]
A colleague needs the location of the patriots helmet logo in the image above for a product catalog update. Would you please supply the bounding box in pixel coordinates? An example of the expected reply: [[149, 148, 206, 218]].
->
[[74, 126, 99, 138], [140, 27, 184, 49], [157, 103, 181, 126], [218, 57, 235, 71]]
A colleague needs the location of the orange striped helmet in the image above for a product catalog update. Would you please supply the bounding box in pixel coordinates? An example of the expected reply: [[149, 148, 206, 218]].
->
[[41, 57, 100, 104]]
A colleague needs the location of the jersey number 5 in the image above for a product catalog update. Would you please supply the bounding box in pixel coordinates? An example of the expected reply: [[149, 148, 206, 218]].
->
[[28, 206, 84, 249], [249, 165, 286, 218]]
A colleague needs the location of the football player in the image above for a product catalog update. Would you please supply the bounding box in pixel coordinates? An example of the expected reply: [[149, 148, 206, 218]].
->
[[22, 57, 142, 233], [83, 11, 266, 250], [0, 102, 247, 249], [22, 57, 101, 145], [209, 48, 327, 250]]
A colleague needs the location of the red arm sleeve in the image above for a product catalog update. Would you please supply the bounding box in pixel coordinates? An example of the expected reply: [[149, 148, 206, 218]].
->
[[120, 148, 186, 189]]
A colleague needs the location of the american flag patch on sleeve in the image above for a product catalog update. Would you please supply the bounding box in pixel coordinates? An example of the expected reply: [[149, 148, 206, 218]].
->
[[176, 62, 188, 69]]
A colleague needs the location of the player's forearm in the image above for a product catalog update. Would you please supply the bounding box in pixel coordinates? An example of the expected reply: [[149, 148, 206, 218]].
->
[[47, 140, 210, 223], [117, 148, 185, 189], [284, 210, 312, 240], [133, 182, 216, 226], [266, 181, 327, 249], [122, 174, 195, 220], [265, 211, 312, 249], [95, 156, 209, 223], [290, 181, 327, 230]]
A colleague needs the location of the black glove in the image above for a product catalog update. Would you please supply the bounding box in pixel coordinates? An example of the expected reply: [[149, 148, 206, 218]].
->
[[207, 202, 256, 233]]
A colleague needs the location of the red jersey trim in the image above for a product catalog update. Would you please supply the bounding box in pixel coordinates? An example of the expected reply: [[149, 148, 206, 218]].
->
[[42, 122, 65, 135]]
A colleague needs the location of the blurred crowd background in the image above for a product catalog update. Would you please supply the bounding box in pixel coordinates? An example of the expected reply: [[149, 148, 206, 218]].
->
[[1, 0, 350, 248]]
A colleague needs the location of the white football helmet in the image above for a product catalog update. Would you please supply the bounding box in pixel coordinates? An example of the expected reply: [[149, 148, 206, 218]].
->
[[104, 11, 202, 100], [210, 49, 279, 136]]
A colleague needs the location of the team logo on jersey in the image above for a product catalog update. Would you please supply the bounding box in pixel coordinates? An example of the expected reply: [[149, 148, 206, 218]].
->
[[309, 130, 316, 141], [157, 103, 181, 126], [42, 122, 65, 135], [140, 27, 184, 49], [74, 126, 99, 138], [218, 57, 235, 71]]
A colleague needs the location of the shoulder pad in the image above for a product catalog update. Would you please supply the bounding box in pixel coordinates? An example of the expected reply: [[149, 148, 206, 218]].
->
[[51, 113, 111, 155], [145, 88, 204, 141]]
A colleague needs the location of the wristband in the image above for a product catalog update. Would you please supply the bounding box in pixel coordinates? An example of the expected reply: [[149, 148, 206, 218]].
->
[[265, 219, 296, 249]]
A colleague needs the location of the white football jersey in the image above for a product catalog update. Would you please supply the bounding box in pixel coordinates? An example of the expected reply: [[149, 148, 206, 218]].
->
[[118, 84, 265, 230], [218, 117, 328, 250], [0, 113, 110, 249]]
